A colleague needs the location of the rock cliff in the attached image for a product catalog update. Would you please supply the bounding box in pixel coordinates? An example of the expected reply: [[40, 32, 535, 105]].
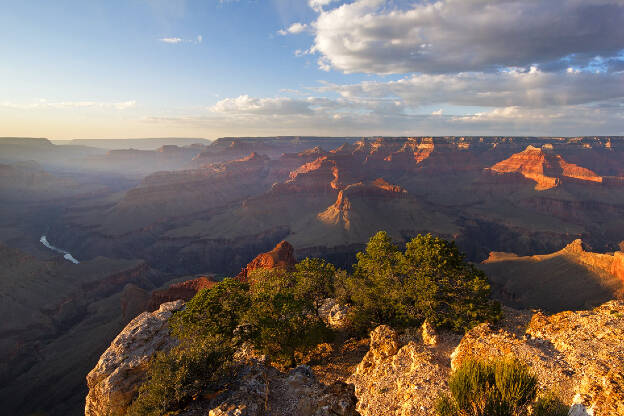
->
[[481, 239, 624, 311], [196, 363, 359, 416], [488, 145, 604, 190], [350, 302, 624, 416], [85, 300, 185, 416], [146, 276, 218, 311], [85, 299, 359, 416], [237, 240, 296, 281]]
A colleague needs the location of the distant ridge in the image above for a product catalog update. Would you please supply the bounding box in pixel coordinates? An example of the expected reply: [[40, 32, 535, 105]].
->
[[51, 137, 212, 150]]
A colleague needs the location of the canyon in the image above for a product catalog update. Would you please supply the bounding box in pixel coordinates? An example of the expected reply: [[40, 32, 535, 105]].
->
[[1, 135, 624, 415], [48, 136, 624, 275]]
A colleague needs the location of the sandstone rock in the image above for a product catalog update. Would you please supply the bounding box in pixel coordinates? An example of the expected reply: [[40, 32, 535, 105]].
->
[[350, 301, 624, 416], [450, 323, 576, 401], [204, 364, 358, 416], [421, 320, 438, 346], [318, 298, 351, 329], [85, 300, 184, 416], [237, 241, 296, 281], [481, 239, 624, 311], [368, 325, 399, 360], [147, 276, 217, 311], [349, 325, 452, 416], [611, 251, 624, 282], [317, 179, 407, 231], [526, 301, 624, 415], [488, 145, 603, 190]]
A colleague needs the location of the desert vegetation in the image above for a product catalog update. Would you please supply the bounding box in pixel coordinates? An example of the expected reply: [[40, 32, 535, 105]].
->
[[435, 358, 567, 416], [341, 231, 501, 333], [127, 231, 502, 414]]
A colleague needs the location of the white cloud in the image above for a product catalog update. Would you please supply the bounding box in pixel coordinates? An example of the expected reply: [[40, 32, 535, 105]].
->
[[324, 69, 624, 109], [159, 37, 183, 44], [146, 97, 624, 137], [305, 0, 624, 74], [159, 35, 203, 44], [308, 0, 340, 12], [278, 22, 309, 36], [209, 95, 318, 116]]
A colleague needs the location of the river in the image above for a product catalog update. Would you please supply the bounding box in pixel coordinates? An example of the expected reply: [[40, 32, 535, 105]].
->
[[40, 235, 80, 264]]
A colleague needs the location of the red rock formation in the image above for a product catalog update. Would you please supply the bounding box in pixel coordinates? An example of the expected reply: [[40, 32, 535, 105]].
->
[[489, 145, 603, 190], [611, 251, 624, 282], [318, 178, 407, 230], [147, 276, 218, 311], [237, 241, 296, 281]]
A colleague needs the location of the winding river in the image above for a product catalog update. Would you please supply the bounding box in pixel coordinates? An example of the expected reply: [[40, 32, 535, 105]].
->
[[40, 235, 80, 264]]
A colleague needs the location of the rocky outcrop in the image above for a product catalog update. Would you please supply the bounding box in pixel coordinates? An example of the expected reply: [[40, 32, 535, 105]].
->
[[350, 301, 624, 416], [488, 145, 604, 190], [85, 300, 185, 416], [121, 276, 218, 323], [611, 251, 624, 282], [453, 302, 624, 415], [86, 300, 358, 416], [481, 239, 624, 311], [237, 241, 296, 281], [317, 179, 407, 231], [318, 298, 351, 329], [198, 364, 359, 416], [147, 276, 217, 311], [348, 325, 454, 416], [525, 301, 624, 415]]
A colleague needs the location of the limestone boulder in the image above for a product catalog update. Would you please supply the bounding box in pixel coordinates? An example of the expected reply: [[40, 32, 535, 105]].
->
[[85, 300, 184, 416]]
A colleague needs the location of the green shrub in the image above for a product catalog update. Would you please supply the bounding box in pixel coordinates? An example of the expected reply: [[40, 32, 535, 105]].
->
[[293, 257, 336, 315], [436, 358, 538, 416], [170, 278, 250, 342], [127, 337, 233, 416], [347, 231, 501, 333], [532, 391, 568, 416], [245, 267, 333, 366]]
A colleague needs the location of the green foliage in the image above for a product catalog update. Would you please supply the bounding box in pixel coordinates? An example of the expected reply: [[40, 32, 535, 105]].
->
[[293, 257, 336, 315], [532, 391, 568, 416], [347, 231, 501, 333], [127, 337, 233, 416], [170, 278, 250, 342], [245, 267, 333, 366], [436, 358, 538, 416], [129, 259, 340, 414]]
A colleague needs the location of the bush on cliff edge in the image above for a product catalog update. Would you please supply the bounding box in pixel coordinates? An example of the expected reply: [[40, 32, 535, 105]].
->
[[342, 231, 501, 333], [127, 337, 233, 416]]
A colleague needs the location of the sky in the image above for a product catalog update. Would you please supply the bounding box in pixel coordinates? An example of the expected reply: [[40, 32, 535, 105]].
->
[[0, 0, 623, 139]]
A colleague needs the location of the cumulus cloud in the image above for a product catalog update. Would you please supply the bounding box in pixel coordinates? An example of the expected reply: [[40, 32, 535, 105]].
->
[[309, 0, 340, 12], [210, 95, 318, 116], [146, 97, 624, 137], [306, 0, 624, 74], [324, 69, 624, 108]]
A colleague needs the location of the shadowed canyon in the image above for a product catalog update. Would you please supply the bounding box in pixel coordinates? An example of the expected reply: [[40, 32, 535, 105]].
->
[[1, 136, 624, 415]]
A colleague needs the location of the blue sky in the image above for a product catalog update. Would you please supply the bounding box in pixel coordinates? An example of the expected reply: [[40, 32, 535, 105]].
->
[[1, 0, 623, 138]]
